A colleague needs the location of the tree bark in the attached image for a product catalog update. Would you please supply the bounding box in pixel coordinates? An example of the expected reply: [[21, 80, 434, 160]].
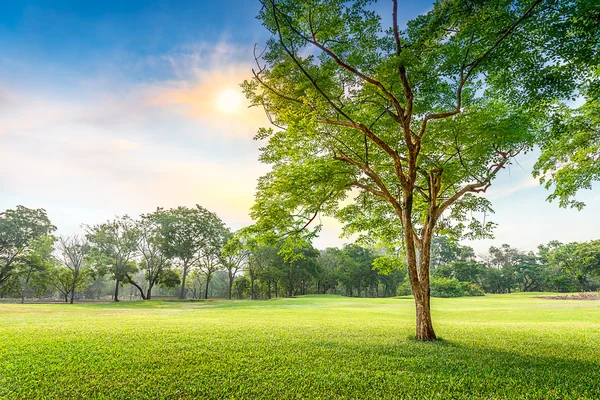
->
[[125, 273, 147, 300], [414, 287, 436, 341], [204, 274, 211, 300], [179, 262, 188, 299], [114, 278, 120, 302]]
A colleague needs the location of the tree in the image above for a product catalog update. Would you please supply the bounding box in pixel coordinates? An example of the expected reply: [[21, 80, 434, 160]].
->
[[154, 206, 225, 299], [137, 213, 178, 300], [549, 240, 600, 291], [221, 233, 249, 299], [372, 255, 407, 297], [16, 235, 56, 303], [0, 206, 55, 290], [55, 235, 90, 303], [513, 252, 544, 292], [86, 216, 140, 302], [430, 236, 475, 269], [244, 0, 596, 339]]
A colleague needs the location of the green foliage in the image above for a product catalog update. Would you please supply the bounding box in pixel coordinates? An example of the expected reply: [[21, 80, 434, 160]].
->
[[0, 206, 55, 289], [534, 89, 600, 209], [430, 277, 465, 298], [85, 215, 140, 301], [460, 282, 486, 297], [245, 0, 598, 339], [372, 256, 404, 276], [2, 295, 599, 399]]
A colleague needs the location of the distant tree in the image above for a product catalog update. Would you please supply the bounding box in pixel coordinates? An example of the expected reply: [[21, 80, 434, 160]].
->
[[154, 206, 225, 299], [86, 216, 140, 302], [340, 244, 377, 297], [430, 236, 475, 269], [513, 252, 544, 292], [574, 240, 600, 283], [372, 255, 407, 297], [198, 244, 223, 300], [16, 235, 56, 303], [55, 235, 90, 304], [221, 233, 249, 300], [317, 247, 345, 294], [277, 240, 320, 297], [233, 275, 251, 299], [137, 213, 179, 300], [246, 243, 281, 299], [0, 206, 55, 290]]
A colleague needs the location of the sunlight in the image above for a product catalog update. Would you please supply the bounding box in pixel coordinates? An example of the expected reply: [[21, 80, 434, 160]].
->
[[215, 88, 244, 113]]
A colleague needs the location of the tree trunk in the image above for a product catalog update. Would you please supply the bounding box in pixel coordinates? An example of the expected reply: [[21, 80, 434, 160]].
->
[[125, 274, 147, 300], [114, 278, 120, 302], [65, 293, 69, 303], [414, 287, 436, 341], [179, 262, 188, 299], [402, 190, 438, 341], [228, 274, 234, 300], [204, 274, 211, 300]]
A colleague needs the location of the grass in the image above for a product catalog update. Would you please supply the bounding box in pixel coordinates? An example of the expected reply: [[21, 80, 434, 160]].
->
[[1, 294, 599, 399]]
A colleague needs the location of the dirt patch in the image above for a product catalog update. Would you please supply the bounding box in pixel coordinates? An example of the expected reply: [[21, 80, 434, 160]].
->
[[536, 293, 600, 300]]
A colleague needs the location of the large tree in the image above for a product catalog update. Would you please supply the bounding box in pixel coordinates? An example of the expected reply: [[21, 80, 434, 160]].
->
[[0, 206, 55, 290], [155, 206, 226, 299], [244, 0, 598, 339], [16, 235, 56, 303]]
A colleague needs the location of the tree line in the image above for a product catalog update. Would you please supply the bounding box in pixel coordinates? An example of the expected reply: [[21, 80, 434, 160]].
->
[[2, 205, 598, 303]]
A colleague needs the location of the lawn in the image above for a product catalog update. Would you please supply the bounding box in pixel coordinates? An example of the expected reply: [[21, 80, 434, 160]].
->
[[1, 294, 599, 399]]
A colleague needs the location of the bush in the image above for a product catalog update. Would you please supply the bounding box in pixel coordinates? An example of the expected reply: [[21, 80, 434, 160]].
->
[[430, 278, 464, 298], [460, 282, 485, 296], [396, 279, 412, 296]]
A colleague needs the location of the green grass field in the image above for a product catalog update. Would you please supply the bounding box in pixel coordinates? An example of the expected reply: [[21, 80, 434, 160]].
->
[[1, 294, 599, 399]]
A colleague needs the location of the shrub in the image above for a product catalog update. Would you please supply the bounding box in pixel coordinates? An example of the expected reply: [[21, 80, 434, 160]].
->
[[430, 278, 464, 298], [460, 282, 485, 296]]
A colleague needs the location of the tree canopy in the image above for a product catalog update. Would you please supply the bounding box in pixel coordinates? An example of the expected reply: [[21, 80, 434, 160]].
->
[[244, 0, 599, 339]]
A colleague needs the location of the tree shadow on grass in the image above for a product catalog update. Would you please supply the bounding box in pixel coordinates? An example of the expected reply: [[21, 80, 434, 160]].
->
[[308, 337, 600, 399]]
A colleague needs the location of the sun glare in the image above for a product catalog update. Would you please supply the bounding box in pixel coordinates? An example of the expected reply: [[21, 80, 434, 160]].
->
[[216, 89, 244, 113]]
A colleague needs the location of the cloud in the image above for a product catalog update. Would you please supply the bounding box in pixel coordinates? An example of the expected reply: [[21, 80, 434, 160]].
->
[[0, 41, 275, 233], [486, 175, 540, 200], [146, 46, 268, 138]]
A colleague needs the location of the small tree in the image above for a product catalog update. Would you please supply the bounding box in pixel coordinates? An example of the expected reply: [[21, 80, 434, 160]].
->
[[55, 235, 90, 304]]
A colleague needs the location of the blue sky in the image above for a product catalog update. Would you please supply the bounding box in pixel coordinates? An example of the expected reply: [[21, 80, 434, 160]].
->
[[1, 0, 598, 256]]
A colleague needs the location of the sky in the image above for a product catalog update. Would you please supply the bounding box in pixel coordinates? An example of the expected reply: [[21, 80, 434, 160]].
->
[[1, 0, 598, 256]]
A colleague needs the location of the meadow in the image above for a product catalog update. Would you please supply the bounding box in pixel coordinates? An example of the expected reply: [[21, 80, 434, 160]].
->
[[1, 294, 599, 399]]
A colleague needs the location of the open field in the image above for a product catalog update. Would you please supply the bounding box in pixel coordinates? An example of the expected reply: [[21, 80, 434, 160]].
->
[[1, 294, 599, 399]]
